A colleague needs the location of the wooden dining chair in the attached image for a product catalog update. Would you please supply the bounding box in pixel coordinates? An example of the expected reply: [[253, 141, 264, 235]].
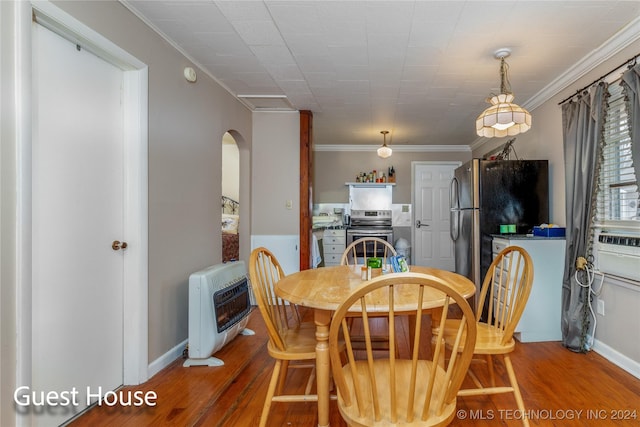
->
[[340, 237, 398, 353], [442, 245, 534, 427], [248, 247, 318, 427], [329, 272, 477, 427], [340, 236, 397, 268]]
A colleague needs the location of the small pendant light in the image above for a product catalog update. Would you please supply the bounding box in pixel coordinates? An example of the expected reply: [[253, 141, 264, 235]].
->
[[377, 130, 392, 158]]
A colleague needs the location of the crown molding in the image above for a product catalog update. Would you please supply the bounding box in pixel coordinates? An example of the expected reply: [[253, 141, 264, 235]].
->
[[471, 15, 640, 153], [526, 15, 640, 112], [314, 144, 471, 153]]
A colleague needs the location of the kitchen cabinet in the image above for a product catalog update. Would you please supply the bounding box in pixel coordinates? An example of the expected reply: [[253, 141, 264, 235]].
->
[[492, 236, 566, 342], [323, 229, 346, 266]]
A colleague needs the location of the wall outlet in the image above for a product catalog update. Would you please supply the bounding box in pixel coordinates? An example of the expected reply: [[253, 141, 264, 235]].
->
[[596, 299, 605, 316]]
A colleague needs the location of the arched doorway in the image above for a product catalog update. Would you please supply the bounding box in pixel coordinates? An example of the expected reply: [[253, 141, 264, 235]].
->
[[221, 132, 240, 262]]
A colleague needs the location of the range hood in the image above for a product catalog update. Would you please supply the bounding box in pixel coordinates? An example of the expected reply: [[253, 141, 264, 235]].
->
[[347, 183, 393, 211]]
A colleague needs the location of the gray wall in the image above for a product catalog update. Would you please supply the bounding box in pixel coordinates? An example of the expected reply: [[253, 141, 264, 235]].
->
[[1, 3, 256, 417], [56, 2, 252, 361], [49, 0, 254, 366], [472, 43, 640, 370], [313, 150, 471, 203], [313, 43, 640, 371], [2, 4, 638, 425], [252, 112, 300, 235]]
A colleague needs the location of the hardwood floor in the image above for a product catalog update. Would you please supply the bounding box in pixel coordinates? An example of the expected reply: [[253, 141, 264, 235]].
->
[[70, 307, 640, 426]]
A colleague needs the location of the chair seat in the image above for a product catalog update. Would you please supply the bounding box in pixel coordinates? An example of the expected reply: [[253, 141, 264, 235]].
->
[[267, 321, 318, 360], [338, 360, 456, 427], [442, 321, 515, 354]]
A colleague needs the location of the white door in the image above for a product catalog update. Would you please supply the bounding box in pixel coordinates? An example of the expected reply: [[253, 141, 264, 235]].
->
[[412, 163, 459, 270], [32, 22, 124, 426]]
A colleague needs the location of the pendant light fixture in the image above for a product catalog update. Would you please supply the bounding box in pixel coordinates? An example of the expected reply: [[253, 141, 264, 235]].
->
[[476, 49, 531, 138], [377, 130, 392, 158]]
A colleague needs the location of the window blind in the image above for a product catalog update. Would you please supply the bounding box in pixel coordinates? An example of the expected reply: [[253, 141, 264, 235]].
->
[[596, 81, 639, 222]]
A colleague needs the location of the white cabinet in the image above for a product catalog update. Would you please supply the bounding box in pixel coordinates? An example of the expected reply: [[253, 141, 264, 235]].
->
[[492, 236, 566, 342], [323, 229, 346, 266]]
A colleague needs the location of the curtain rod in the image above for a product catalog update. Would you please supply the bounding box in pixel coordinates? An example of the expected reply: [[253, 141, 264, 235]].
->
[[557, 53, 639, 106]]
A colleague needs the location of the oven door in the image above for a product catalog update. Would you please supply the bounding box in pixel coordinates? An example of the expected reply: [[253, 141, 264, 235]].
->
[[346, 228, 394, 258]]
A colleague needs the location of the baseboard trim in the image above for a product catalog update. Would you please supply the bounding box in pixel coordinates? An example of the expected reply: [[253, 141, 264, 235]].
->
[[592, 338, 640, 379], [148, 339, 188, 379]]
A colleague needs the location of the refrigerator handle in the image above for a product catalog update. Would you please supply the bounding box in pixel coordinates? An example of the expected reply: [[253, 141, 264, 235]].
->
[[449, 177, 459, 210], [449, 178, 460, 241]]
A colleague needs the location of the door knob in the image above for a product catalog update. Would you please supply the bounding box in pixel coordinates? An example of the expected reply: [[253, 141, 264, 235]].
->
[[112, 240, 128, 251], [415, 220, 430, 228]]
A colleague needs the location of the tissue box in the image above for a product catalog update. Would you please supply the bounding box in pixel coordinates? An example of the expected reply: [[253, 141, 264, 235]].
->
[[533, 226, 566, 237]]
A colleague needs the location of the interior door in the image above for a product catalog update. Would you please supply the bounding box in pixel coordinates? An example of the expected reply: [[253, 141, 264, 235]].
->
[[413, 163, 459, 269], [32, 22, 124, 426]]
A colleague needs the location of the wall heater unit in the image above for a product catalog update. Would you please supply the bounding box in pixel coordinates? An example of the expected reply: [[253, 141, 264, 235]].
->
[[184, 261, 254, 367]]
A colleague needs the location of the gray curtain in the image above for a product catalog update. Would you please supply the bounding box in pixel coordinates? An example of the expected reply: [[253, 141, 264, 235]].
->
[[561, 82, 607, 352], [621, 62, 640, 187]]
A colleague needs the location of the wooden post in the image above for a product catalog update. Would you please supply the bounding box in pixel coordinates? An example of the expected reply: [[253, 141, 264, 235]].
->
[[299, 110, 313, 271]]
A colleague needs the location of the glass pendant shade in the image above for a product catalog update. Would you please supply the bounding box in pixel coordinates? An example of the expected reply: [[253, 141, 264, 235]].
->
[[476, 93, 531, 137], [377, 145, 392, 158], [377, 130, 392, 158]]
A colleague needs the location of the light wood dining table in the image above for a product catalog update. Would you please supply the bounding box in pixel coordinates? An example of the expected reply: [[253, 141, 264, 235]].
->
[[275, 264, 476, 427]]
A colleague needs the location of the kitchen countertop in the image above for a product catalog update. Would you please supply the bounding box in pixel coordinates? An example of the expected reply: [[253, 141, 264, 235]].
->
[[491, 234, 566, 240], [313, 225, 347, 232]]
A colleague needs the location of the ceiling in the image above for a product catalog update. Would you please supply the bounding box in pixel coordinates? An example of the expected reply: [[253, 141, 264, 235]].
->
[[121, 0, 640, 148]]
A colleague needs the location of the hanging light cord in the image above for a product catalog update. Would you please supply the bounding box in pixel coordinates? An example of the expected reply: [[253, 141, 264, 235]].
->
[[499, 57, 512, 94]]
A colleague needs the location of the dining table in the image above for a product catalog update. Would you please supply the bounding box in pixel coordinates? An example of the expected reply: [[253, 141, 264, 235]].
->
[[275, 264, 476, 427]]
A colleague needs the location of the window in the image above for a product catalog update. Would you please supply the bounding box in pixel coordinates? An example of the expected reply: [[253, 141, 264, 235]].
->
[[593, 80, 639, 282], [596, 82, 639, 225]]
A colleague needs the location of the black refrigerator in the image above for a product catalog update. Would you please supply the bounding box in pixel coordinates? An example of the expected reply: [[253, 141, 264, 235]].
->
[[450, 159, 549, 297]]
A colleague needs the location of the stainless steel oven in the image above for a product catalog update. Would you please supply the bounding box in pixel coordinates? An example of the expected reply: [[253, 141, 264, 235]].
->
[[346, 210, 394, 258]]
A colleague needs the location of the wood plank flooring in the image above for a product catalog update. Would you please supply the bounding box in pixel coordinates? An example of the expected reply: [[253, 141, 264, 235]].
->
[[69, 308, 640, 426]]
